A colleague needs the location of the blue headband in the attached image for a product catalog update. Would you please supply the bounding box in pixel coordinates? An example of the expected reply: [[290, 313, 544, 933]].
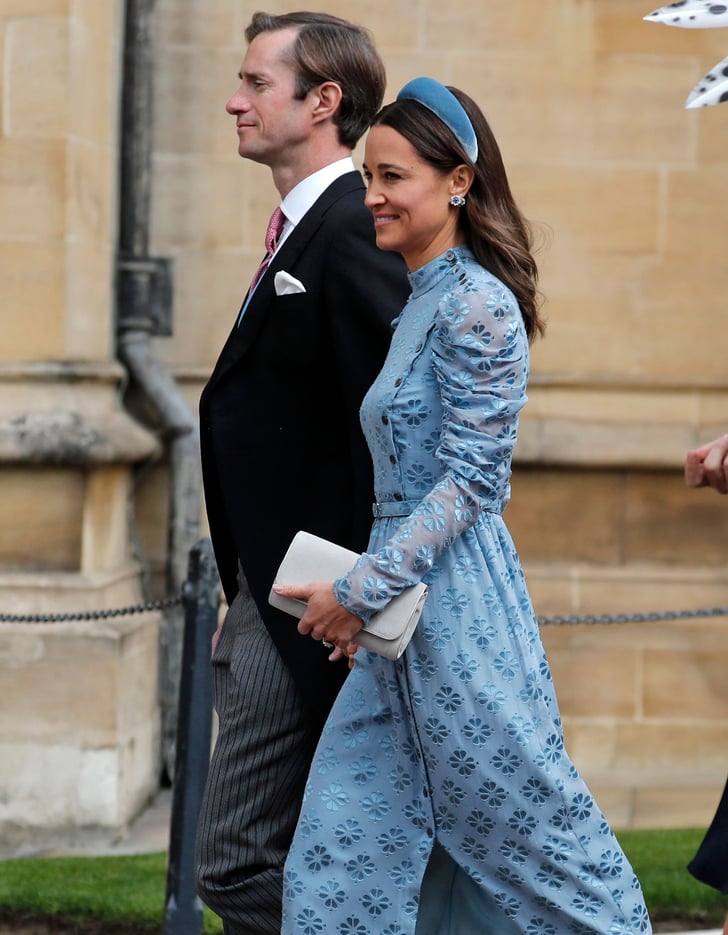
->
[[396, 77, 478, 163]]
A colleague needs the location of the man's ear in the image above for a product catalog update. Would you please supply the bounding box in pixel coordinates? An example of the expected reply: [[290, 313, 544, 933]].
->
[[311, 81, 343, 124]]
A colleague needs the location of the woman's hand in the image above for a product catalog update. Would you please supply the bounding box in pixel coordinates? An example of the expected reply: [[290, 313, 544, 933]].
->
[[272, 580, 364, 661]]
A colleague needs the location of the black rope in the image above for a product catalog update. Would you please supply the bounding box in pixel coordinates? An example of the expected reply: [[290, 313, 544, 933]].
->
[[1, 596, 726, 626], [0, 595, 182, 624], [538, 606, 728, 626]]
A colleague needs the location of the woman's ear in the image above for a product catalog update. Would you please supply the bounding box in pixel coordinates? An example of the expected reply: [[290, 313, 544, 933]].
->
[[450, 163, 475, 199], [311, 81, 343, 124]]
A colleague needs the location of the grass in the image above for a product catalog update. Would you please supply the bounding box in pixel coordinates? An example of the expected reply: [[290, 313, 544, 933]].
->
[[0, 852, 222, 934], [0, 828, 725, 932], [618, 827, 727, 929]]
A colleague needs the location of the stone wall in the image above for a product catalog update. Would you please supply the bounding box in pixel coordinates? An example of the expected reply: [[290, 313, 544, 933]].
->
[[0, 0, 162, 843], [0, 0, 726, 838]]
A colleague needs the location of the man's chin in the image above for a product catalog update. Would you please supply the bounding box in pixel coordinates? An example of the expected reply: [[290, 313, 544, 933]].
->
[[237, 144, 270, 166]]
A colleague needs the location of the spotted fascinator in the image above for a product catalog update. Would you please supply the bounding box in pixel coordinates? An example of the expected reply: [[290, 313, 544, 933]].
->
[[644, 1, 728, 107]]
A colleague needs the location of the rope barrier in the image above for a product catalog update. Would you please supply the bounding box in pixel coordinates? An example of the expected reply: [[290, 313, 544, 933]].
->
[[538, 606, 728, 626], [0, 595, 181, 624], [0, 597, 726, 626]]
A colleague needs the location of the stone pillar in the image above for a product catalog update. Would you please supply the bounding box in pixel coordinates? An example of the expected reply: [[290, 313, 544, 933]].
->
[[0, 2, 164, 847]]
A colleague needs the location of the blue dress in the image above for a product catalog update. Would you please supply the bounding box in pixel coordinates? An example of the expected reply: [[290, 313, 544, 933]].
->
[[282, 247, 651, 935]]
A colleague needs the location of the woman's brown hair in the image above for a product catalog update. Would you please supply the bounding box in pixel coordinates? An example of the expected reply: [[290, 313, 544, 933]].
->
[[372, 88, 545, 342]]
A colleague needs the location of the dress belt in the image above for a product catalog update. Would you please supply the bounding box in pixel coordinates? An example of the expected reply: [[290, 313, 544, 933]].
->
[[372, 499, 420, 518]]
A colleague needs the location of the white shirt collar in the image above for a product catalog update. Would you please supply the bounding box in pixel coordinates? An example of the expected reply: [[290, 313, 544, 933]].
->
[[279, 157, 355, 233]]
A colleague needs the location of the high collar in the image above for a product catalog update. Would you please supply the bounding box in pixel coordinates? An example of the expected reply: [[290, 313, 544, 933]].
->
[[407, 245, 475, 298]]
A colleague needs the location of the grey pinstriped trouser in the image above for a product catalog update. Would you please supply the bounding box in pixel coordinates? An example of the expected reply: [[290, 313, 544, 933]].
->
[[194, 570, 319, 935]]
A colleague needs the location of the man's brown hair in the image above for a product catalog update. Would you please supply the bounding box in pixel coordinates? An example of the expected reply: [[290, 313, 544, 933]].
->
[[246, 11, 386, 148]]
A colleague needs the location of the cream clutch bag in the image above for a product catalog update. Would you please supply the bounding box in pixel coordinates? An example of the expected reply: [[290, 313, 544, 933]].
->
[[268, 530, 428, 660]]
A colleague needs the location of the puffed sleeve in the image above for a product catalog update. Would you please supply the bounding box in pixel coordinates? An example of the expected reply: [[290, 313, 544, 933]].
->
[[334, 277, 530, 623]]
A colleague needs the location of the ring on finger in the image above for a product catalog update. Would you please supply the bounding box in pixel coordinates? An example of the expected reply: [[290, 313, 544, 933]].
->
[[322, 639, 334, 649]]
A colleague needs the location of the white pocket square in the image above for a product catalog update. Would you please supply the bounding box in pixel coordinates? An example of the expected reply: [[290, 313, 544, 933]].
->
[[274, 270, 307, 295]]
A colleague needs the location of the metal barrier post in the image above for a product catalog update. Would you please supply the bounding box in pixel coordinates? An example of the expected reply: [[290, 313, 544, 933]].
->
[[163, 538, 220, 935]]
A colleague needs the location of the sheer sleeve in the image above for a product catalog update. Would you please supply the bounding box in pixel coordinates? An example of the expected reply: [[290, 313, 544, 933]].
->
[[334, 278, 530, 623]]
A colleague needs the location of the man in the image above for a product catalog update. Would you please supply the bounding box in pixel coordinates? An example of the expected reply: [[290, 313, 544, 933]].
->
[[194, 12, 409, 934]]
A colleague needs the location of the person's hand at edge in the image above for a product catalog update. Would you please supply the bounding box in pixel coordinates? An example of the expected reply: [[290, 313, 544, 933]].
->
[[685, 434, 728, 494]]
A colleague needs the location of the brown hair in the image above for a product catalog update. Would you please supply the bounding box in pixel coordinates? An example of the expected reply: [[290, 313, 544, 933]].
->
[[372, 88, 545, 342], [246, 11, 386, 149]]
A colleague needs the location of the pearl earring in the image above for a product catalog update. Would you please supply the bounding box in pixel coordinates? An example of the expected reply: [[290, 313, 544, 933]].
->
[[449, 194, 466, 207]]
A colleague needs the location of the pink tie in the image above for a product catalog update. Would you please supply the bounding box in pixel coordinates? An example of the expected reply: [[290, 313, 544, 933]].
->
[[249, 206, 286, 292]]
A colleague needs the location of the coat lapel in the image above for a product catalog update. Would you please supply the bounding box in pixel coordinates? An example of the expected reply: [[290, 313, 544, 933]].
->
[[205, 171, 365, 392]]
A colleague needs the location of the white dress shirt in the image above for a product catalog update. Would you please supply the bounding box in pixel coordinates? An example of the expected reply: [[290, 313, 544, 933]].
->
[[239, 157, 356, 322]]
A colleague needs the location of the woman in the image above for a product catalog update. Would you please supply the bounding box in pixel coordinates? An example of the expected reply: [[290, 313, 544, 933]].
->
[[276, 78, 651, 934]]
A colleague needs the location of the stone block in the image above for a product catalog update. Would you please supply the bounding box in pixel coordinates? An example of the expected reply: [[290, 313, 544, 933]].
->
[[665, 168, 728, 268], [696, 102, 728, 166], [0, 714, 159, 835], [452, 51, 696, 168], [546, 643, 638, 719], [559, 722, 620, 776], [66, 0, 122, 147], [608, 722, 728, 785], [153, 46, 240, 157], [0, 1, 69, 13], [506, 468, 623, 564], [0, 468, 83, 570], [378, 52, 451, 102], [644, 649, 728, 721], [575, 572, 728, 616], [156, 0, 237, 48], [64, 241, 115, 360], [0, 243, 65, 360], [133, 462, 170, 584], [0, 564, 149, 616], [521, 563, 581, 616], [597, 0, 728, 57], [511, 164, 660, 256], [0, 613, 160, 836], [424, 0, 592, 62], [524, 418, 692, 469], [524, 386, 699, 427], [82, 467, 131, 573], [1, 612, 160, 734], [516, 385, 700, 468], [321, 0, 418, 51], [4, 15, 69, 138], [632, 784, 727, 830], [150, 154, 247, 249], [585, 782, 634, 831], [695, 392, 728, 430], [637, 260, 728, 381], [154, 247, 256, 367], [0, 744, 119, 827], [623, 471, 728, 566], [520, 247, 644, 378], [0, 139, 65, 239], [66, 139, 115, 244]]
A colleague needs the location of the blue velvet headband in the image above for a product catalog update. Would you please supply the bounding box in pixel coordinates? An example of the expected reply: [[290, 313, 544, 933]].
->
[[396, 77, 478, 163]]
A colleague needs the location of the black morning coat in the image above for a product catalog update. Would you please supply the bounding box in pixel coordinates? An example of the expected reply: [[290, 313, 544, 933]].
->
[[199, 171, 410, 727], [688, 773, 728, 894]]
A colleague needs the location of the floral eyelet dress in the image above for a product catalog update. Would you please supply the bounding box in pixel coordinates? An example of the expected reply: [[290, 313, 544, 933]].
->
[[282, 247, 651, 935]]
